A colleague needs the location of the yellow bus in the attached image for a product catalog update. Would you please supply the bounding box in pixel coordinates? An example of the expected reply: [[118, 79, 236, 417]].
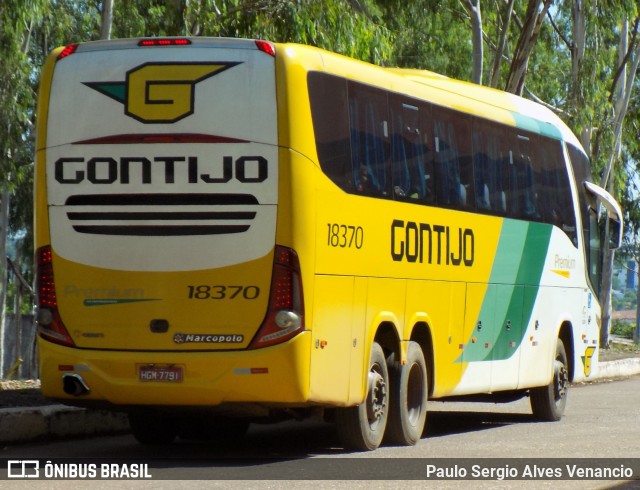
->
[[35, 38, 622, 450]]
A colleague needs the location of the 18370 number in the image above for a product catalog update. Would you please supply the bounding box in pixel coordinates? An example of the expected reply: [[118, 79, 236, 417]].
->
[[327, 223, 364, 249], [187, 285, 260, 300]]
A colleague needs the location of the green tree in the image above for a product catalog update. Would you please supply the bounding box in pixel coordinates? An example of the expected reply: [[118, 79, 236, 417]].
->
[[181, 0, 393, 63]]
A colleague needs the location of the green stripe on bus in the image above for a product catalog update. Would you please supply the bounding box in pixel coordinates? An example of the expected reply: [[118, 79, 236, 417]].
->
[[459, 220, 552, 363], [491, 221, 552, 361]]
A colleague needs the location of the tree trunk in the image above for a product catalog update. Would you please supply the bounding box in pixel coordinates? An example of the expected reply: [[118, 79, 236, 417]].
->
[[571, 0, 586, 82], [600, 236, 613, 347], [635, 254, 640, 344], [100, 0, 114, 40], [12, 252, 23, 378], [505, 0, 552, 95], [489, 0, 514, 88], [571, 0, 590, 152], [463, 0, 483, 85], [600, 21, 640, 189], [598, 19, 640, 346], [0, 186, 10, 378]]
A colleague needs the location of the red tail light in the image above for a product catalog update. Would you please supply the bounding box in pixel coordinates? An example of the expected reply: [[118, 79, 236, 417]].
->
[[35, 246, 75, 347], [255, 40, 275, 57], [57, 43, 79, 60], [249, 246, 304, 349]]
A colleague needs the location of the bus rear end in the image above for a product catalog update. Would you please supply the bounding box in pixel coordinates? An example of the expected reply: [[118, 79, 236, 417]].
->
[[35, 39, 310, 435]]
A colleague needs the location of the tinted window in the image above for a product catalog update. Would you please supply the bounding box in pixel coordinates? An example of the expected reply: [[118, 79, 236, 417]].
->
[[568, 145, 600, 287], [308, 73, 352, 191], [390, 98, 434, 202], [349, 83, 390, 196], [432, 107, 474, 209], [536, 138, 577, 243], [308, 71, 579, 244], [507, 133, 539, 221], [472, 120, 509, 214]]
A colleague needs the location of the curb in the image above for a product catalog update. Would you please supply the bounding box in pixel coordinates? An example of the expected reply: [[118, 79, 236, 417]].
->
[[0, 405, 129, 445], [592, 357, 640, 380], [1, 359, 639, 445]]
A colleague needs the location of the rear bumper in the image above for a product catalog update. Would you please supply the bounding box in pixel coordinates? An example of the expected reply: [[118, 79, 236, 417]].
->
[[38, 332, 311, 408]]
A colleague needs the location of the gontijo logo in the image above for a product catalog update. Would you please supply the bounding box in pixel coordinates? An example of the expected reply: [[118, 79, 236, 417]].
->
[[84, 62, 240, 124]]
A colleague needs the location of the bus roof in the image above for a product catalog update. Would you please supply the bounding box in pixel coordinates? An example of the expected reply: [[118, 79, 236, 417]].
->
[[279, 42, 583, 152], [388, 67, 581, 149]]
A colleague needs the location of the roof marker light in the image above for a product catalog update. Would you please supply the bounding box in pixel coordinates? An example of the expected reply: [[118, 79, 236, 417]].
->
[[255, 40, 275, 57], [138, 38, 191, 47], [57, 43, 79, 60]]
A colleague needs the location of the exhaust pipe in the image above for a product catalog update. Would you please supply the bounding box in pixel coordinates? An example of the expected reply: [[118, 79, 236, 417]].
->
[[62, 373, 91, 396]]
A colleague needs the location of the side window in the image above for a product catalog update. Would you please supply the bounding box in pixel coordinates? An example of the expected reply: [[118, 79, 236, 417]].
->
[[508, 134, 539, 220], [308, 70, 579, 244], [569, 143, 604, 292], [307, 72, 353, 191], [348, 83, 390, 197], [568, 144, 594, 248], [472, 119, 509, 214], [432, 107, 474, 209], [390, 98, 434, 203], [537, 138, 578, 244]]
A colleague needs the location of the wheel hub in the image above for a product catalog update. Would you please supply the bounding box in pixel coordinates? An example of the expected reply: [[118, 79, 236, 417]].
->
[[367, 370, 387, 424], [553, 360, 568, 402]]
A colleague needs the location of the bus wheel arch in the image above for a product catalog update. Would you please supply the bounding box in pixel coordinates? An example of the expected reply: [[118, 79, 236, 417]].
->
[[373, 321, 401, 362], [558, 321, 575, 382]]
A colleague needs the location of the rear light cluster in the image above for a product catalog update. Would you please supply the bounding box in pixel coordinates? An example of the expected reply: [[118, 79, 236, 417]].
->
[[35, 246, 75, 347], [249, 246, 304, 349]]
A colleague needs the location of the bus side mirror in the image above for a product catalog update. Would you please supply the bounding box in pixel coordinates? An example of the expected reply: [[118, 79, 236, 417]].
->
[[608, 218, 622, 250], [583, 182, 623, 251]]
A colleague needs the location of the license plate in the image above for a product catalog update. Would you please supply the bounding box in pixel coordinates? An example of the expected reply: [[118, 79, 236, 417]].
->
[[138, 365, 183, 383]]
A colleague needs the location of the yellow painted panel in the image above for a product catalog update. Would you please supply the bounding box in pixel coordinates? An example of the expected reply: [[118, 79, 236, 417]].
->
[[38, 332, 312, 406], [309, 275, 354, 403], [52, 251, 273, 350], [405, 280, 466, 396]]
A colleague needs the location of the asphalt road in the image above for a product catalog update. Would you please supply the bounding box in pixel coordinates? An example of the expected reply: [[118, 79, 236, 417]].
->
[[1, 376, 639, 488]]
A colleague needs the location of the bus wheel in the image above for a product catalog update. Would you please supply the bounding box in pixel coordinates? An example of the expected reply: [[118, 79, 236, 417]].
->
[[384, 341, 428, 446], [530, 339, 569, 421], [128, 412, 178, 445], [335, 342, 389, 451]]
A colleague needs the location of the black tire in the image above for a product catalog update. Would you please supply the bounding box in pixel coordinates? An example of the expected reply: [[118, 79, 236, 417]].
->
[[384, 341, 428, 446], [335, 342, 389, 451], [530, 339, 569, 421], [128, 411, 178, 445]]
